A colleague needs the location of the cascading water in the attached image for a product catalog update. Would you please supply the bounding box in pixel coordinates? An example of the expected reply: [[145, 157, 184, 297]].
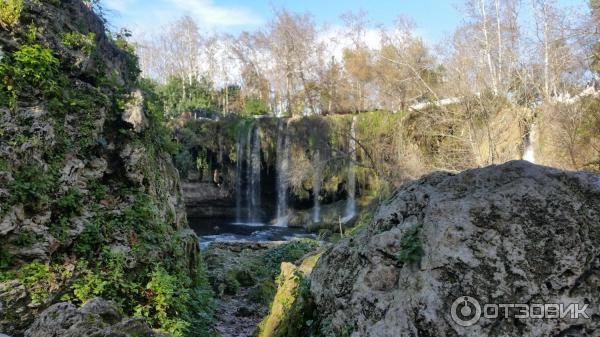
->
[[234, 131, 244, 224], [248, 126, 262, 224], [312, 150, 321, 223], [343, 116, 357, 222], [275, 119, 290, 226], [523, 123, 537, 163]]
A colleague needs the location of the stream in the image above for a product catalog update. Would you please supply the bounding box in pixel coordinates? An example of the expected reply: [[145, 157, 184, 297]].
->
[[189, 217, 316, 249]]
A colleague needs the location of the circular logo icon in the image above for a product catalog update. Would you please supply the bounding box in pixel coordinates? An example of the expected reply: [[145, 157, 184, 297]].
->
[[451, 296, 481, 327]]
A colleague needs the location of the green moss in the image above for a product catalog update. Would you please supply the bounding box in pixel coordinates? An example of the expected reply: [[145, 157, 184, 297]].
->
[[396, 223, 424, 265], [0, 0, 23, 28], [256, 254, 321, 337]]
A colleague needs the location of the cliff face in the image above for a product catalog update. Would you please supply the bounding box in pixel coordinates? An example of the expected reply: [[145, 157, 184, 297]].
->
[[0, 1, 210, 336], [308, 161, 600, 337]]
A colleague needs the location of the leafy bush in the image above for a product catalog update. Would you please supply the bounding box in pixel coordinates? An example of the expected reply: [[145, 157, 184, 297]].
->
[[174, 150, 195, 179], [73, 221, 103, 259], [88, 179, 109, 201], [55, 188, 82, 218], [19, 262, 52, 305], [60, 32, 96, 56], [0, 0, 22, 28], [72, 269, 108, 303], [396, 224, 424, 265], [9, 164, 55, 212], [135, 267, 190, 337], [263, 240, 320, 278], [222, 271, 241, 295], [244, 97, 269, 115], [0, 44, 60, 107], [15, 230, 34, 247], [9, 44, 59, 93], [248, 279, 277, 305], [0, 248, 13, 271]]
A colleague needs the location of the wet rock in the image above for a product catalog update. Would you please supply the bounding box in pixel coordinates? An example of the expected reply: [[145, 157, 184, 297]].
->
[[182, 182, 233, 218]]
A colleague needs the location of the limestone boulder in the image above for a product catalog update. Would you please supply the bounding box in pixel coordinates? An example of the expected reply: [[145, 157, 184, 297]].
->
[[309, 161, 600, 337]]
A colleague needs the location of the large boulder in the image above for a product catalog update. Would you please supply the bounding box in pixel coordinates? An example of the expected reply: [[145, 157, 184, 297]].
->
[[24, 298, 169, 337], [309, 161, 600, 337]]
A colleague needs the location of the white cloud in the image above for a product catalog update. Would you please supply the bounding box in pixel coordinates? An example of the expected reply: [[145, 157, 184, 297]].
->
[[167, 0, 262, 27], [102, 0, 262, 35], [318, 26, 383, 62], [102, 0, 136, 13]]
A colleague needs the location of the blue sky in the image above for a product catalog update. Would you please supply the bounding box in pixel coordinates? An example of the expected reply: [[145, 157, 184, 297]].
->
[[103, 0, 589, 42]]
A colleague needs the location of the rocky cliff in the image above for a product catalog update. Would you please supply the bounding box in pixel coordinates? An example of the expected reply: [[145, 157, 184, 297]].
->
[[0, 1, 211, 336], [307, 161, 600, 337]]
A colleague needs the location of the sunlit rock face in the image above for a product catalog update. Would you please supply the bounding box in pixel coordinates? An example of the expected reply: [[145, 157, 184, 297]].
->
[[309, 161, 600, 337]]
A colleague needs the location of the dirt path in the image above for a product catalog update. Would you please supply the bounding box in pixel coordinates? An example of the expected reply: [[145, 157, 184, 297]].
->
[[214, 287, 267, 337]]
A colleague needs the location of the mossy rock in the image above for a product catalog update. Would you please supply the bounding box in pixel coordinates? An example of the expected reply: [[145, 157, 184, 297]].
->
[[254, 253, 321, 337]]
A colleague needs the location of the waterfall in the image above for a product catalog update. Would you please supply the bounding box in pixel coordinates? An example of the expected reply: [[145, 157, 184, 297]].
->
[[248, 125, 262, 224], [343, 116, 357, 222], [275, 119, 290, 226], [234, 131, 244, 224], [312, 150, 321, 223], [523, 123, 537, 163]]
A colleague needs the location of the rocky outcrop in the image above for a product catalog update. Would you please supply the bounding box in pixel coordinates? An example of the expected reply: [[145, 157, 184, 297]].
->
[[182, 181, 233, 219], [0, 1, 205, 335], [24, 298, 168, 337], [308, 161, 600, 337]]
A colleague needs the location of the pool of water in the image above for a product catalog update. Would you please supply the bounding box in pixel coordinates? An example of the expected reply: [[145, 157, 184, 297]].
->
[[188, 217, 316, 249]]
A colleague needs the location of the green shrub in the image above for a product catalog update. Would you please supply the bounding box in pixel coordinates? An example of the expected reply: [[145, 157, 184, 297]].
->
[[0, 0, 23, 28], [0, 44, 60, 107], [15, 230, 34, 247], [223, 271, 240, 295], [248, 279, 277, 305], [73, 221, 103, 259], [9, 164, 55, 212], [55, 188, 82, 218], [174, 150, 194, 179], [396, 224, 424, 265], [60, 32, 96, 56], [72, 269, 108, 304], [0, 248, 13, 271], [263, 240, 320, 278], [243, 97, 269, 115], [135, 267, 190, 337], [10, 44, 59, 93], [122, 192, 159, 229], [19, 262, 52, 305], [234, 269, 256, 287], [88, 179, 109, 200]]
